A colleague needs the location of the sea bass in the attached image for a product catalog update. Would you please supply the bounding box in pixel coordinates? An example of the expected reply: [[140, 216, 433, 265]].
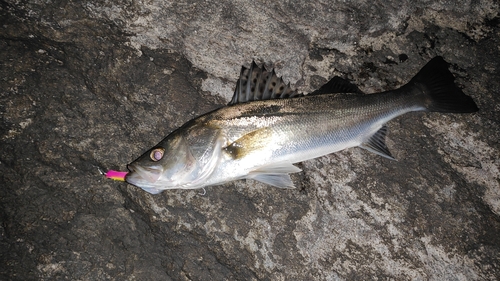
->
[[125, 57, 478, 194]]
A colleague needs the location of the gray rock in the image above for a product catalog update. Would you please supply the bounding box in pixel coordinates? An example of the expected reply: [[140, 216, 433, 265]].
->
[[1, 0, 499, 280]]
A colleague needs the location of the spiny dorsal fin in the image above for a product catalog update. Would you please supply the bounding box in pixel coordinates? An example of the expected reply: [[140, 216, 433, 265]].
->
[[359, 125, 395, 160], [229, 61, 302, 105], [310, 76, 364, 96]]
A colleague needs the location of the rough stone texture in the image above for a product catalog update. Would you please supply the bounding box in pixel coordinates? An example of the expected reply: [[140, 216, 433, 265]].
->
[[1, 0, 499, 280]]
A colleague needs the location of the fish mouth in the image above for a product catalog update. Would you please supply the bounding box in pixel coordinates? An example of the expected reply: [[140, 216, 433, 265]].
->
[[125, 163, 163, 184]]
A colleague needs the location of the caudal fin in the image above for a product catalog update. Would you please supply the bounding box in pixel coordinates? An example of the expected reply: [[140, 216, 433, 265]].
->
[[408, 56, 479, 113]]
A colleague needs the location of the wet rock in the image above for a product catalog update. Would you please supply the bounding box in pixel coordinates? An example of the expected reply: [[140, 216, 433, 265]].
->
[[1, 0, 499, 280]]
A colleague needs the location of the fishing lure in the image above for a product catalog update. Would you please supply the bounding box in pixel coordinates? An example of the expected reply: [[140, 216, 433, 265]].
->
[[105, 170, 128, 181]]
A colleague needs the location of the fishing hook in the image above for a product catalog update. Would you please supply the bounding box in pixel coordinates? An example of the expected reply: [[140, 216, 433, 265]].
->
[[198, 187, 207, 196]]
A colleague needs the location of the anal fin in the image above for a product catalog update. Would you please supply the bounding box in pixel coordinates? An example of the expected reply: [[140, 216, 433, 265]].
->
[[359, 125, 395, 160]]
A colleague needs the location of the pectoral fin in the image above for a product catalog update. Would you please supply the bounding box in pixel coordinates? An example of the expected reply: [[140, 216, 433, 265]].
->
[[224, 128, 302, 188], [247, 162, 301, 188], [359, 125, 395, 160], [224, 128, 272, 159]]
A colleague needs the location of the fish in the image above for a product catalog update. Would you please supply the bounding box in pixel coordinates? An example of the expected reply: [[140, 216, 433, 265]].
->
[[125, 56, 479, 194]]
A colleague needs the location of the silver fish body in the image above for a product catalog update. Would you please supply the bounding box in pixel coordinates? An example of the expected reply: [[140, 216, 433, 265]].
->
[[126, 57, 478, 194]]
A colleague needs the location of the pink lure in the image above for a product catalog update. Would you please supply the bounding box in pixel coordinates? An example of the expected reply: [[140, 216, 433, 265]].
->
[[105, 170, 128, 181]]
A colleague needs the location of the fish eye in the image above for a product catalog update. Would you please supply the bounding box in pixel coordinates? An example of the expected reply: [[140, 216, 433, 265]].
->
[[150, 148, 165, 161]]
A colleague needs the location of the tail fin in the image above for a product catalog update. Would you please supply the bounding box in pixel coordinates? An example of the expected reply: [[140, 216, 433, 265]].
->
[[407, 56, 479, 113]]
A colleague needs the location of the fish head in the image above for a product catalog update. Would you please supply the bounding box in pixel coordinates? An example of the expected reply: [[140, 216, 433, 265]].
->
[[125, 132, 201, 194]]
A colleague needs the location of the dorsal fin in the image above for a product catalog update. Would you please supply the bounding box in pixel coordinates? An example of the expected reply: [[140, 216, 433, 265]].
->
[[309, 76, 364, 96], [229, 61, 302, 105]]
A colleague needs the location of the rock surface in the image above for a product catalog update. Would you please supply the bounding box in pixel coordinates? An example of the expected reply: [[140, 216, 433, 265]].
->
[[1, 0, 499, 280]]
